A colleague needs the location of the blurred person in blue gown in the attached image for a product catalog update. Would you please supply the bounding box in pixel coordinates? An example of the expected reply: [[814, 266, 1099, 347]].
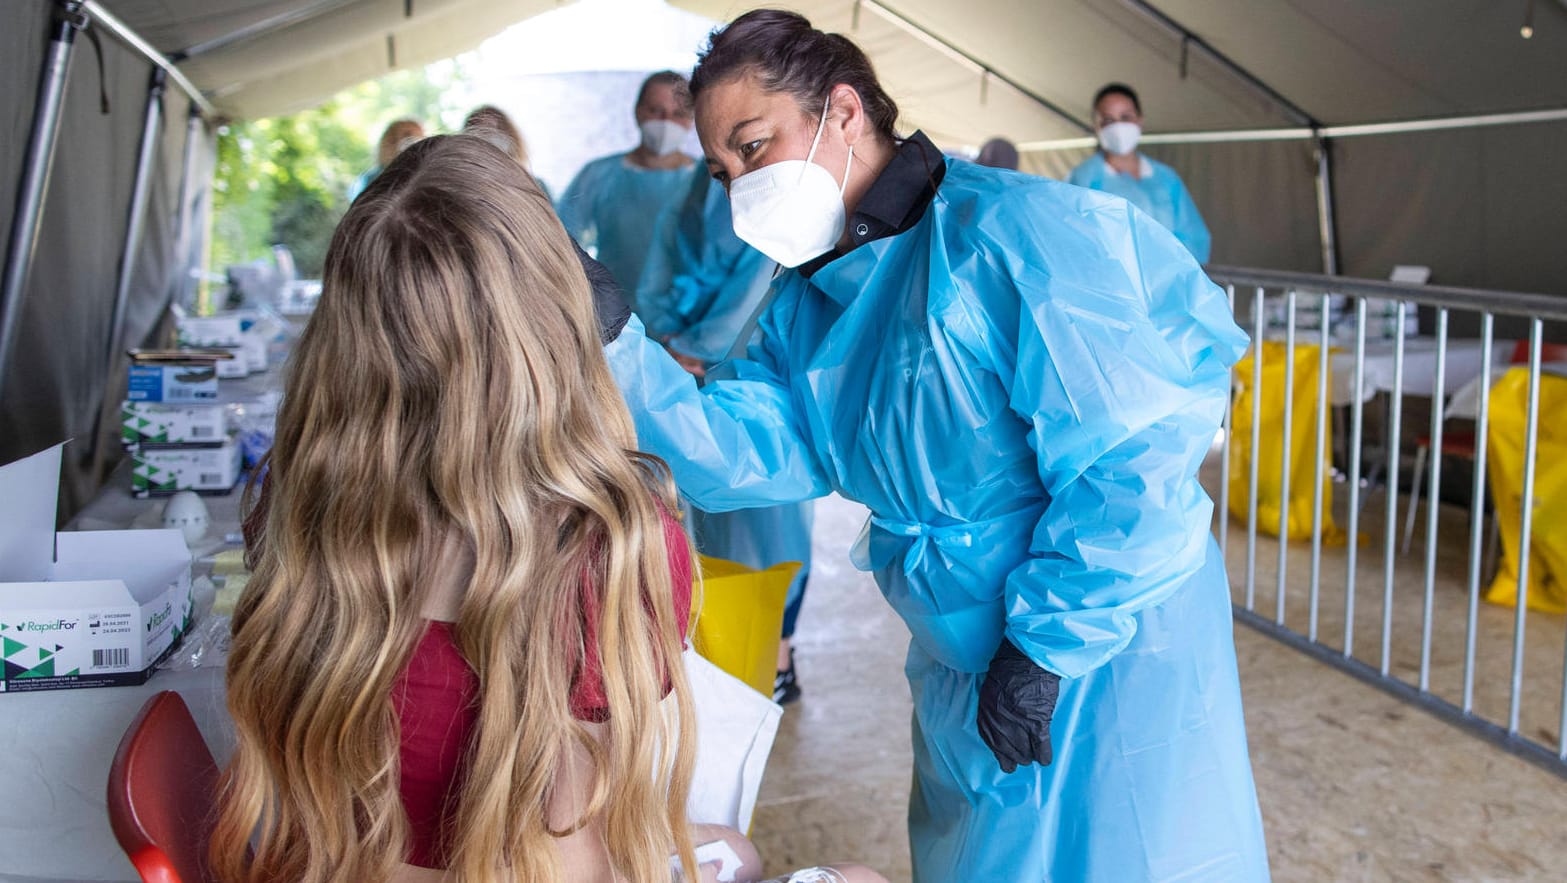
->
[[636, 171, 814, 703], [560, 71, 702, 299], [1068, 83, 1212, 263]]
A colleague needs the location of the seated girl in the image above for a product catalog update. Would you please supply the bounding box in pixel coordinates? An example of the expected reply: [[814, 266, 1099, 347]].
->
[[214, 133, 882, 883]]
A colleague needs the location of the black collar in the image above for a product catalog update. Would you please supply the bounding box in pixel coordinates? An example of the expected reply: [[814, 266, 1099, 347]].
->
[[800, 130, 946, 277]]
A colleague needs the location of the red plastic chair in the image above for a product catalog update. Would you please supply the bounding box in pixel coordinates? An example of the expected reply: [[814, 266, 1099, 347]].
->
[[107, 691, 221, 883], [1403, 339, 1567, 555]]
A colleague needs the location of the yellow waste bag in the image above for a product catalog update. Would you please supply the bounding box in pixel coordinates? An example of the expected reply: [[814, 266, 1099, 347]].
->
[[1229, 341, 1346, 544], [691, 555, 799, 697], [1484, 369, 1567, 613]]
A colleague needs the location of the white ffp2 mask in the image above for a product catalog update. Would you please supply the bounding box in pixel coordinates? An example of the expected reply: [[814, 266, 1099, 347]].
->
[[1097, 121, 1141, 157], [728, 98, 852, 268], [640, 119, 689, 156]]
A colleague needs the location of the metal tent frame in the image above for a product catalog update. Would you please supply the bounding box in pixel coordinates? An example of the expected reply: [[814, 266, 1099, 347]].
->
[[0, 0, 214, 408]]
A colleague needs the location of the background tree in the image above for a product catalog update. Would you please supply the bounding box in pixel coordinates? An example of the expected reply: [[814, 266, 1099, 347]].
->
[[211, 58, 475, 279]]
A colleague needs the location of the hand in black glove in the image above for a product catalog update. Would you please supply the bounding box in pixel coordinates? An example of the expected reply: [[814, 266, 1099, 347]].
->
[[571, 237, 631, 345], [976, 637, 1060, 774]]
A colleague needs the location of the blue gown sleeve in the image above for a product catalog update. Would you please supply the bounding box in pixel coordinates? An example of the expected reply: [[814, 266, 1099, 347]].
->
[[1065, 159, 1094, 188], [606, 313, 830, 512], [558, 160, 599, 247], [668, 249, 775, 365], [1169, 173, 1212, 264], [982, 196, 1246, 679], [633, 197, 689, 339]]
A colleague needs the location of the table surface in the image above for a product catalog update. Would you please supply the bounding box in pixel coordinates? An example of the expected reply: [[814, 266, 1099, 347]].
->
[[1327, 337, 1513, 406], [1, 371, 278, 883]]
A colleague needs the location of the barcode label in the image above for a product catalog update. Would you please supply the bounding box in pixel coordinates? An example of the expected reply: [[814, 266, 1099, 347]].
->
[[94, 648, 130, 669], [190, 426, 215, 438], [199, 473, 222, 485]]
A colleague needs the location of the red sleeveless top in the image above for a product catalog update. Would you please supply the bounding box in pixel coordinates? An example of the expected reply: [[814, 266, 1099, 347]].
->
[[389, 507, 693, 868]]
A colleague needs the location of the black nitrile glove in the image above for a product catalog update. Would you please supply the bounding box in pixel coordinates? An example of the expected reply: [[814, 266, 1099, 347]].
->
[[572, 238, 631, 345], [976, 637, 1060, 774]]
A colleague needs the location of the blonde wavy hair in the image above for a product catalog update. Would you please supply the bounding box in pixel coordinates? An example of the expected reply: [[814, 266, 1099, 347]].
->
[[214, 134, 697, 883]]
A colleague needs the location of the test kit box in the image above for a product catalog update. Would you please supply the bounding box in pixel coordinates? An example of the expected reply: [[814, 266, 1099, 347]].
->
[[126, 356, 219, 403], [131, 436, 243, 496], [120, 401, 228, 448], [178, 313, 269, 374], [0, 445, 193, 693]]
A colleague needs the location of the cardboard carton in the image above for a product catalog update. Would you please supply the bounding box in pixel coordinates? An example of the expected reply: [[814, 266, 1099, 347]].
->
[[131, 436, 243, 496], [126, 357, 219, 403], [120, 401, 228, 448], [0, 445, 193, 693]]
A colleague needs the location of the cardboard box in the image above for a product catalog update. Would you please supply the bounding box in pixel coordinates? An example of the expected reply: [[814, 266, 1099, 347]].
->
[[131, 437, 243, 496], [127, 359, 219, 403], [178, 313, 269, 374], [120, 401, 228, 448], [0, 445, 193, 693]]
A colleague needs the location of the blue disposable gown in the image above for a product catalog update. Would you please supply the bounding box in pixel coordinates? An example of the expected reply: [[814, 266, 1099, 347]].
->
[[559, 152, 699, 297], [607, 159, 1268, 881], [1068, 152, 1213, 263], [634, 173, 814, 632], [636, 174, 778, 361]]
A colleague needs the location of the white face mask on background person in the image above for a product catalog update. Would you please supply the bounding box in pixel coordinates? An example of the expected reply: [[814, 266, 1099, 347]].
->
[[639, 119, 689, 156], [728, 97, 853, 268], [1097, 121, 1142, 157]]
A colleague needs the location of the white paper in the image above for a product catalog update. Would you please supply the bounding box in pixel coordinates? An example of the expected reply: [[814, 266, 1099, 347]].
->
[[682, 649, 782, 832]]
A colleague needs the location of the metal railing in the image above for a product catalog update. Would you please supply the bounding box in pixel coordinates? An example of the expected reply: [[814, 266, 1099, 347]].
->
[[1206, 265, 1567, 775]]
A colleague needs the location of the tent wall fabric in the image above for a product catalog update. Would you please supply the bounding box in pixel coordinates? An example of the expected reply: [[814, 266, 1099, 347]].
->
[[4, 0, 1567, 519], [1, 2, 211, 521], [1022, 139, 1323, 273]]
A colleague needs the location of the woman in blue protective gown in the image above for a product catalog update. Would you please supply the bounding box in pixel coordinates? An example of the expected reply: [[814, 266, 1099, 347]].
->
[[604, 10, 1269, 881], [634, 172, 816, 703], [559, 71, 702, 298], [1069, 82, 1213, 264]]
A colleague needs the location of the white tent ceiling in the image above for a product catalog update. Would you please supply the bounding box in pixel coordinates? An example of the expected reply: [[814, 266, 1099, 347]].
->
[[100, 0, 1567, 144]]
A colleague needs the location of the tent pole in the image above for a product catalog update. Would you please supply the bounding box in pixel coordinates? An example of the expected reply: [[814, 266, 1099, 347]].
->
[[0, 4, 83, 406], [1019, 106, 1567, 152], [1314, 136, 1340, 275], [168, 106, 206, 316], [79, 1, 213, 116], [106, 67, 167, 369]]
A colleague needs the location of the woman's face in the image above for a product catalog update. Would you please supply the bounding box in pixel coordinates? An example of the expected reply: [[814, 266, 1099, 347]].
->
[[636, 81, 695, 129], [696, 74, 849, 192], [1093, 92, 1142, 130]]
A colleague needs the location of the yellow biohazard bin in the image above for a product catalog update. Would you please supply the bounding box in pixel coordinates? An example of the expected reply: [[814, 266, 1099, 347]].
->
[[1228, 341, 1346, 544], [691, 555, 799, 697], [1484, 369, 1567, 613]]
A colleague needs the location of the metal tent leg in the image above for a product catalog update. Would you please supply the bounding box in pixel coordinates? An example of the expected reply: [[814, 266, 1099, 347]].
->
[[106, 67, 167, 367], [0, 5, 83, 405], [168, 107, 206, 315], [1314, 136, 1341, 275]]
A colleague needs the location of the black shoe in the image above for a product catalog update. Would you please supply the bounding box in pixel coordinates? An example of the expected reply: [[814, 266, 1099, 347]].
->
[[773, 649, 802, 705]]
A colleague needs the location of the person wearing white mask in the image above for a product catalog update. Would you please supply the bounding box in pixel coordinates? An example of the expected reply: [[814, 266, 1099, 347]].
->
[[600, 11, 1265, 882], [560, 71, 701, 299], [1068, 82, 1212, 263]]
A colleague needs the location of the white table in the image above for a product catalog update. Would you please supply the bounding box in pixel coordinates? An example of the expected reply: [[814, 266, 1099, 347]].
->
[[0, 371, 276, 883], [1, 462, 241, 883], [1328, 338, 1512, 407], [1448, 363, 1567, 421], [0, 662, 232, 883]]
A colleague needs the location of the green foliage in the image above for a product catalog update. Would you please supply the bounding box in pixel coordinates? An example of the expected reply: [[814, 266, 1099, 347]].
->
[[211, 57, 476, 278]]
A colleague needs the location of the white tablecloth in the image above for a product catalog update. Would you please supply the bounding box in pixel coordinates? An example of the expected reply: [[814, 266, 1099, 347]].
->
[[0, 664, 232, 883], [2, 434, 254, 882], [1328, 338, 1511, 406], [1448, 363, 1567, 421]]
